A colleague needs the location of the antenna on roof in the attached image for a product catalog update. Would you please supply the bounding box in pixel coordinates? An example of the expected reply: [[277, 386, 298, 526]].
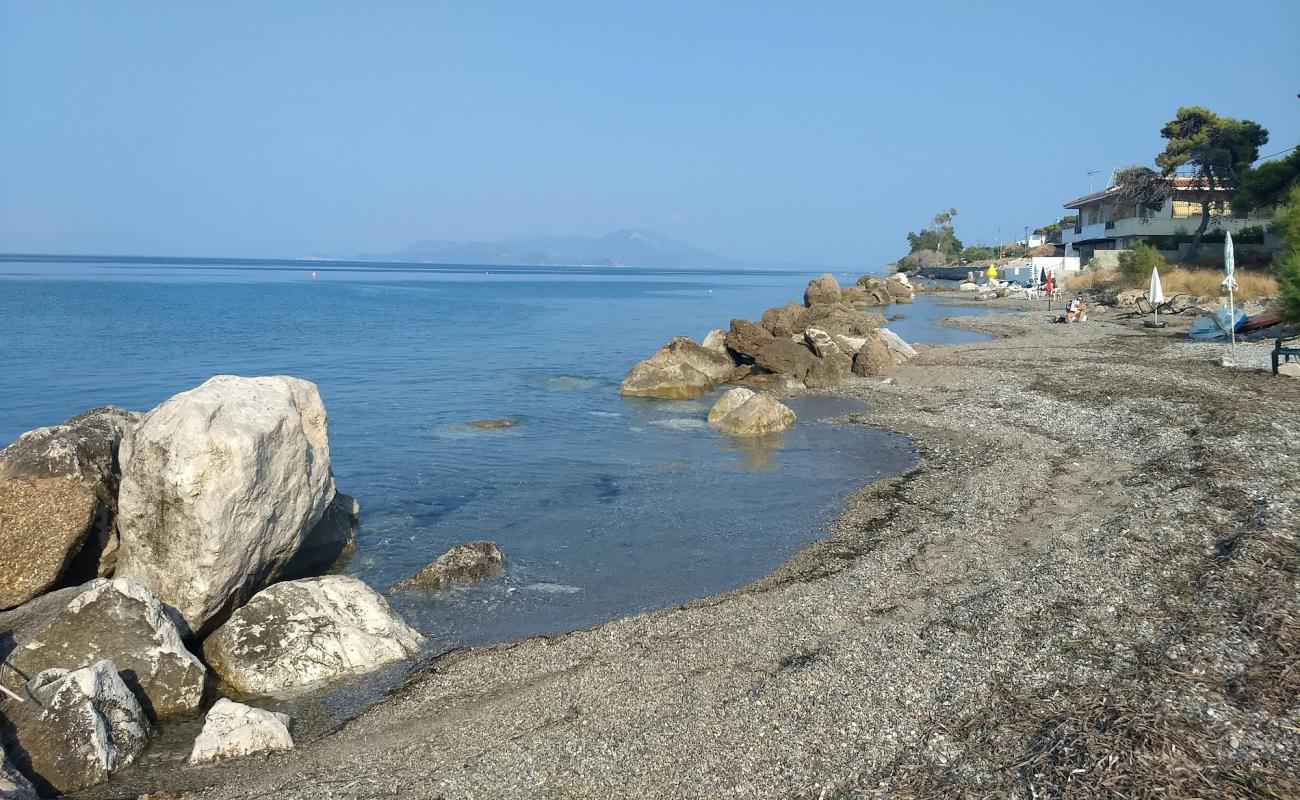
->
[[1087, 170, 1102, 192]]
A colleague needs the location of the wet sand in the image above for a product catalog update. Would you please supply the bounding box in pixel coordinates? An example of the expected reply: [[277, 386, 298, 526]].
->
[[100, 302, 1300, 798]]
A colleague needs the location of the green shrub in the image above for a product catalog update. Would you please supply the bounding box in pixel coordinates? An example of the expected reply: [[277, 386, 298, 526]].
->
[[1117, 242, 1167, 284], [1276, 187, 1300, 323]]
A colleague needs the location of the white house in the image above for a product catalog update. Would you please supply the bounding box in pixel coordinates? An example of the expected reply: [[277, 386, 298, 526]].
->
[[1060, 177, 1271, 262]]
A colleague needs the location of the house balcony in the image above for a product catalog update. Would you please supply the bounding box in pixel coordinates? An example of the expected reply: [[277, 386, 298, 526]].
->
[[1062, 215, 1265, 245], [1062, 222, 1108, 245]]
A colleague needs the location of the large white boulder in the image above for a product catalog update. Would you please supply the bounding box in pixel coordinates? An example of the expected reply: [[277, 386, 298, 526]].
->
[[188, 699, 294, 764], [2, 661, 148, 796], [116, 376, 335, 635], [707, 388, 756, 424], [202, 576, 425, 695], [708, 392, 796, 436], [2, 578, 206, 719]]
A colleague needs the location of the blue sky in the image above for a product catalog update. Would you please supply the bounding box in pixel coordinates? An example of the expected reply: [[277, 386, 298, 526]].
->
[[2, 1, 1298, 268]]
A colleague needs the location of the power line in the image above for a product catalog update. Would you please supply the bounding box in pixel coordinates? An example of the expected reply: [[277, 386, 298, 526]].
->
[[1254, 144, 1297, 163]]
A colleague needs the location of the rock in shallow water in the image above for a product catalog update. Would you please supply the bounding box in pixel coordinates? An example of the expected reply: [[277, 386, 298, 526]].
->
[[280, 491, 360, 581], [2, 660, 149, 797], [709, 392, 796, 436], [619, 336, 736, 399], [706, 388, 756, 424], [398, 541, 506, 590], [116, 375, 336, 635], [188, 699, 294, 765], [2, 577, 206, 719], [202, 575, 425, 695], [618, 361, 714, 400], [0, 477, 98, 610]]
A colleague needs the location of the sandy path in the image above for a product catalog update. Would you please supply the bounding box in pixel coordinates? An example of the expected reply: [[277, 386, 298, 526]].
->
[[105, 307, 1300, 799]]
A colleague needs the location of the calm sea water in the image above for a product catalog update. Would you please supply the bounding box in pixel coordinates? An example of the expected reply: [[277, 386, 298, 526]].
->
[[0, 260, 998, 651]]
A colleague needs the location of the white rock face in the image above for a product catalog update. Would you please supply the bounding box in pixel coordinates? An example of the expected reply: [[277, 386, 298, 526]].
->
[[876, 328, 918, 363], [709, 392, 796, 436], [116, 375, 335, 634], [832, 334, 867, 356], [4, 661, 148, 795], [889, 272, 911, 286], [707, 388, 756, 424], [700, 329, 728, 355], [188, 699, 294, 764], [4, 577, 206, 718], [959, 282, 979, 292], [203, 575, 425, 695], [803, 328, 838, 358]]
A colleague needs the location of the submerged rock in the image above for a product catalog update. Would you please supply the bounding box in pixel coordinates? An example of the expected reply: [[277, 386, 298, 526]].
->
[[0, 406, 141, 581], [2, 577, 206, 719], [466, 418, 519, 429], [0, 477, 98, 610], [803, 274, 842, 307], [2, 660, 148, 797], [202, 575, 425, 695], [188, 699, 294, 765], [281, 491, 360, 580], [707, 388, 756, 424], [116, 375, 336, 635], [398, 541, 506, 590], [709, 393, 796, 437]]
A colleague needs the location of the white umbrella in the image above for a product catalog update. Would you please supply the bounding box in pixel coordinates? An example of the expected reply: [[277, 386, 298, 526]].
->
[[1148, 265, 1165, 324]]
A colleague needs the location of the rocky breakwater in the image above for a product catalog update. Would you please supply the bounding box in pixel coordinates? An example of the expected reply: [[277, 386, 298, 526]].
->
[[0, 376, 423, 795], [618, 272, 919, 407]]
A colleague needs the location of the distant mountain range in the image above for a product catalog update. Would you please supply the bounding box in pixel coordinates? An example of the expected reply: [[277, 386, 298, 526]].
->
[[358, 229, 729, 268]]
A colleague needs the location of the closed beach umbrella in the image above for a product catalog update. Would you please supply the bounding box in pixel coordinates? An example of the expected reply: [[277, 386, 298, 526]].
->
[[1148, 265, 1165, 324], [1223, 231, 1238, 362], [1223, 231, 1236, 283]]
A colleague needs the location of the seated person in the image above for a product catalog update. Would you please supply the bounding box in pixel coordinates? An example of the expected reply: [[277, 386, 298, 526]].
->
[[1066, 296, 1087, 323]]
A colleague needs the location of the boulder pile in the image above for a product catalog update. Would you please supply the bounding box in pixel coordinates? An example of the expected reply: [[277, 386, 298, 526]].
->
[[0, 376, 424, 795], [619, 272, 920, 418]]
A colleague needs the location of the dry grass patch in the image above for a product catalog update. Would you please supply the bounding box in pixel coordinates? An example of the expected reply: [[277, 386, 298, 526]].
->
[[1067, 267, 1278, 300]]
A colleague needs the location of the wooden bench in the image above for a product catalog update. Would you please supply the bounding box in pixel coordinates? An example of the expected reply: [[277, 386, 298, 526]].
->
[[1274, 335, 1300, 375]]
